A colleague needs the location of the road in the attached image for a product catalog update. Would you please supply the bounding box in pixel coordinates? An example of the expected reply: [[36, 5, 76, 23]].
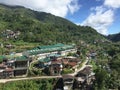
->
[[0, 59, 89, 84], [14, 53, 22, 56], [69, 59, 89, 76], [0, 76, 62, 83]]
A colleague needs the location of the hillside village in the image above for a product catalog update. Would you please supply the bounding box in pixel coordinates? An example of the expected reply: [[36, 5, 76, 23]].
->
[[0, 4, 119, 90], [0, 31, 119, 90], [0, 43, 97, 89]]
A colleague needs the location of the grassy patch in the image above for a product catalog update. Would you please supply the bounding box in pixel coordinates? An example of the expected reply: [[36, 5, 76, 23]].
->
[[77, 59, 86, 69], [62, 68, 74, 74], [0, 78, 56, 90], [90, 60, 97, 70]]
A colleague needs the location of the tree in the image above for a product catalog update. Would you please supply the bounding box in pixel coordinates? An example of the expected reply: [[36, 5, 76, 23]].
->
[[93, 67, 109, 90]]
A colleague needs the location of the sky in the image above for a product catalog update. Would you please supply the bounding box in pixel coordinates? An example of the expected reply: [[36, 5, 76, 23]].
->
[[0, 0, 120, 35]]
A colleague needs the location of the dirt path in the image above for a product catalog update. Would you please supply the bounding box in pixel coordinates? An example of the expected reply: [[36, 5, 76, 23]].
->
[[0, 58, 90, 83], [69, 59, 89, 76], [14, 53, 22, 56], [0, 76, 62, 83]]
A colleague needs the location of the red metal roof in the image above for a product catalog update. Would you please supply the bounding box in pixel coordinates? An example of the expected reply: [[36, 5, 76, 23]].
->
[[67, 62, 77, 67]]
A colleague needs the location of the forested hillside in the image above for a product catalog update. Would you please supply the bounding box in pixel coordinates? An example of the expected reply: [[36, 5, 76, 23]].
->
[[107, 33, 120, 42], [0, 4, 106, 45]]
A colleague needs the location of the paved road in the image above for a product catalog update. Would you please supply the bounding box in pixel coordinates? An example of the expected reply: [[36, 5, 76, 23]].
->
[[0, 76, 62, 83]]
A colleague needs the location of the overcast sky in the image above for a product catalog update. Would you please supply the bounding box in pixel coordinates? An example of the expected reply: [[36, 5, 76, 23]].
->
[[0, 0, 120, 35]]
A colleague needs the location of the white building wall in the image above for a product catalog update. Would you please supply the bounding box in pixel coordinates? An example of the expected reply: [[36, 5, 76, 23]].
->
[[32, 48, 77, 60]]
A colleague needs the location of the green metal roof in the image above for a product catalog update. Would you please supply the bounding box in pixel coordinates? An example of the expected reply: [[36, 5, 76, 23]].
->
[[26, 43, 75, 55], [0, 55, 28, 62], [0, 55, 6, 62], [39, 57, 51, 63], [0, 55, 6, 59], [15, 56, 28, 61]]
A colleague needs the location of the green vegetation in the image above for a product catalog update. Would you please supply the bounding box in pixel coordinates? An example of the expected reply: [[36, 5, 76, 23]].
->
[[89, 43, 120, 90], [77, 39, 120, 90], [0, 4, 105, 45], [0, 78, 56, 90], [0, 4, 119, 90], [93, 67, 110, 90], [89, 60, 97, 70], [107, 32, 120, 42], [28, 61, 45, 76], [0, 4, 107, 55], [62, 68, 74, 74], [0, 55, 5, 63]]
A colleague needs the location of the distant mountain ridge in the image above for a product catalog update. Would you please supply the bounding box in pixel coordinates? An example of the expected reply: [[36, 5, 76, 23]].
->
[[0, 4, 107, 44], [107, 33, 120, 42]]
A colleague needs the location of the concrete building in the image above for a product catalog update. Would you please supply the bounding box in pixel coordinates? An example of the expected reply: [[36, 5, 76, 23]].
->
[[0, 43, 76, 78], [75, 66, 95, 88], [0, 56, 30, 78], [49, 58, 63, 75], [13, 56, 30, 76], [63, 75, 74, 90]]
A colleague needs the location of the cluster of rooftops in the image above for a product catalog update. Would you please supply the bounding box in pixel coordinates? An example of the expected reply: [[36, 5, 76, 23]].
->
[[0, 55, 28, 62], [0, 43, 75, 62], [0, 43, 76, 78], [26, 43, 75, 55]]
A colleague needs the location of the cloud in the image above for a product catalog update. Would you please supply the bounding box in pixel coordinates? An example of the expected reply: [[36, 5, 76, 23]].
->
[[68, 0, 80, 14], [0, 0, 80, 17], [82, 6, 114, 35], [104, 0, 120, 8], [80, 0, 120, 35]]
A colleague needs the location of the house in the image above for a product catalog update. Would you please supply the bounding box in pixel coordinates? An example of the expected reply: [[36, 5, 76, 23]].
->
[[49, 58, 63, 75], [38, 57, 52, 68], [0, 64, 6, 78], [62, 56, 81, 71], [13, 56, 30, 76], [63, 75, 74, 90], [75, 66, 95, 88], [5, 44, 14, 49], [0, 70, 4, 78], [49, 63, 63, 75], [0, 56, 30, 78], [0, 63, 7, 69], [2, 29, 20, 39], [67, 62, 77, 67], [3, 68, 14, 78], [0, 63, 14, 78], [37, 54, 63, 75]]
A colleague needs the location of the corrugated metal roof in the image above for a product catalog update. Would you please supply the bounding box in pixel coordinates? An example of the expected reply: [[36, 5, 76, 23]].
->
[[48, 54, 61, 57], [15, 56, 28, 61], [0, 55, 5, 59], [0, 56, 6, 62], [39, 57, 51, 63], [26, 43, 75, 55]]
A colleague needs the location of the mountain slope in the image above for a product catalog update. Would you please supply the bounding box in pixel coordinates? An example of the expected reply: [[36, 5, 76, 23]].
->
[[0, 4, 106, 44], [107, 33, 120, 42]]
